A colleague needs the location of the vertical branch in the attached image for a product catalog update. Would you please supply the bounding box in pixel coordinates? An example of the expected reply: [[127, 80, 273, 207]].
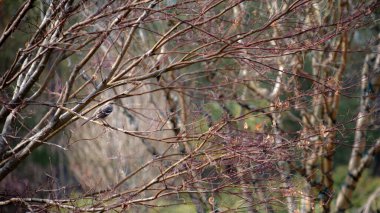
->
[[321, 2, 348, 211], [335, 53, 373, 211]]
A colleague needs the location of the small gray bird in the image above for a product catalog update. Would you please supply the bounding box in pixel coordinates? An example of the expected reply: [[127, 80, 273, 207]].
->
[[81, 101, 114, 126]]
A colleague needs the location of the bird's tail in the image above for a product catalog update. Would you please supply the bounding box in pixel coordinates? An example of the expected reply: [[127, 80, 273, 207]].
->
[[81, 115, 94, 126]]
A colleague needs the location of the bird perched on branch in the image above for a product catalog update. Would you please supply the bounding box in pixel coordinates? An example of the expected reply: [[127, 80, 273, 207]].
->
[[81, 101, 114, 126]]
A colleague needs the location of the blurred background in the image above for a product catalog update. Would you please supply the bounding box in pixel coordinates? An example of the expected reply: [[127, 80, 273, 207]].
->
[[0, 0, 380, 212]]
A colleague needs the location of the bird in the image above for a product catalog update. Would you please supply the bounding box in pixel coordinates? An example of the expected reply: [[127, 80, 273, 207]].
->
[[81, 101, 114, 126]]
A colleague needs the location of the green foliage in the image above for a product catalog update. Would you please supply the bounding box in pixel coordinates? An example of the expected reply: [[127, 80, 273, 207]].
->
[[30, 147, 56, 167], [205, 102, 223, 121], [148, 200, 196, 213]]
